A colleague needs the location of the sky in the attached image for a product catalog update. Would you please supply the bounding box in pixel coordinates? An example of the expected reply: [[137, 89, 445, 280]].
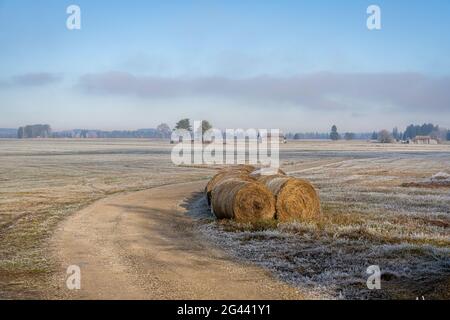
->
[[0, 0, 449, 132]]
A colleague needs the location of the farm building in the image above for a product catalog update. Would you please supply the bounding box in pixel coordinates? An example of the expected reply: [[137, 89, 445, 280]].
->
[[412, 136, 438, 145]]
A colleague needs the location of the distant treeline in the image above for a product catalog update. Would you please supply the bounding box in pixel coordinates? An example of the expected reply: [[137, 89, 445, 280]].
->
[[285, 132, 373, 140], [12, 123, 172, 139], [288, 123, 449, 141], [5, 121, 449, 141], [14, 123, 170, 139], [0, 128, 18, 138], [53, 128, 171, 139]]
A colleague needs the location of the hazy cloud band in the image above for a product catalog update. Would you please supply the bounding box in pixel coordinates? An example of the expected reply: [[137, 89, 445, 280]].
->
[[78, 72, 450, 112]]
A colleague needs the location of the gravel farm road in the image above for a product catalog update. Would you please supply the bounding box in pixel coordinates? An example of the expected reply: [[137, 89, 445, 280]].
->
[[49, 181, 304, 300]]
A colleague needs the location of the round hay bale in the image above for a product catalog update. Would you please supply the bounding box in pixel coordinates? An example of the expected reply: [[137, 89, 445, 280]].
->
[[211, 179, 275, 222], [258, 175, 321, 221], [205, 171, 255, 206]]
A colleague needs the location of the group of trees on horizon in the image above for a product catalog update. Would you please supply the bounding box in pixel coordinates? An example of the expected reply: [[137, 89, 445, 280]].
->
[[402, 123, 444, 140], [371, 123, 447, 143], [174, 119, 213, 134], [17, 124, 51, 139]]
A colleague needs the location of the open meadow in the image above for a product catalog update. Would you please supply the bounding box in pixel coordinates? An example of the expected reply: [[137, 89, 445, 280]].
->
[[0, 139, 449, 299]]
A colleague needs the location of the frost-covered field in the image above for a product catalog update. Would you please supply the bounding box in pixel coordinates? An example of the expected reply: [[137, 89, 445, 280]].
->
[[0, 139, 449, 299], [190, 142, 450, 299]]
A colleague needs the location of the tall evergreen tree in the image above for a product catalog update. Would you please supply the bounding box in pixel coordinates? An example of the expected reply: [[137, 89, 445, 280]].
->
[[330, 125, 340, 141]]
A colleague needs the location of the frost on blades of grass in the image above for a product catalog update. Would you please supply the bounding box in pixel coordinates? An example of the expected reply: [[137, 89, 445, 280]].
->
[[198, 221, 450, 299], [194, 154, 450, 300]]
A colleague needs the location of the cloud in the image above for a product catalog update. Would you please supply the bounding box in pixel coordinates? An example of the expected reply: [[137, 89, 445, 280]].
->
[[77, 71, 450, 112], [12, 72, 63, 86]]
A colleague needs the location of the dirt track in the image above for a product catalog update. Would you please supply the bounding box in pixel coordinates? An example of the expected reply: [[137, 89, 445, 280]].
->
[[50, 181, 303, 299]]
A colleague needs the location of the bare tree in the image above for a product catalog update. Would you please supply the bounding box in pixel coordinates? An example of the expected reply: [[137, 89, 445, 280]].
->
[[156, 123, 171, 139], [378, 130, 393, 143]]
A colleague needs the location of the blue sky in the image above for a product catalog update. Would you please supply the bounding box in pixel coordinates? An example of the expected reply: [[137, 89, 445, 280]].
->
[[1, 0, 449, 131]]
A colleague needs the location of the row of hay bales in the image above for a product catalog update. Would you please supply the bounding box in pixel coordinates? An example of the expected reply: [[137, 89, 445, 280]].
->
[[205, 165, 321, 222]]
